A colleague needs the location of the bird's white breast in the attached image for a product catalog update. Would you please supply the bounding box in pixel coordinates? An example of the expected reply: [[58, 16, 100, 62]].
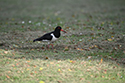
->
[[51, 33, 58, 42]]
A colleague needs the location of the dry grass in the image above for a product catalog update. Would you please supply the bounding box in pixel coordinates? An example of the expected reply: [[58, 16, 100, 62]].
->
[[0, 50, 124, 83]]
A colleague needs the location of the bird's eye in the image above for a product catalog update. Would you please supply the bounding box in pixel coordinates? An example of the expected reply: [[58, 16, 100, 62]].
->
[[58, 27, 60, 29]]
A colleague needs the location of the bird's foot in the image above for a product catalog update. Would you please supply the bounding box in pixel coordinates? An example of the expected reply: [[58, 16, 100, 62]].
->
[[46, 44, 54, 49]]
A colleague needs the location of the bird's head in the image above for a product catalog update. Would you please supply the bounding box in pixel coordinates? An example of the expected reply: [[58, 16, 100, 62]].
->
[[55, 26, 67, 33]]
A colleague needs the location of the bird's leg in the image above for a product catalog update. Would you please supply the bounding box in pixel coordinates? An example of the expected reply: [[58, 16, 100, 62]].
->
[[50, 44, 54, 49], [47, 42, 50, 49], [47, 44, 50, 49]]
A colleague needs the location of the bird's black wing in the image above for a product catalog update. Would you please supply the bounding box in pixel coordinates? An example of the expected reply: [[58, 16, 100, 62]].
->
[[41, 32, 53, 40], [33, 32, 53, 42]]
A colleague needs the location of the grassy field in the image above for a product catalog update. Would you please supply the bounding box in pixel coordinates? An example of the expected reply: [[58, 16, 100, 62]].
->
[[0, 0, 125, 83]]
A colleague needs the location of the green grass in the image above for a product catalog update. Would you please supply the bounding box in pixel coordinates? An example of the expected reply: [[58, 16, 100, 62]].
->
[[0, 0, 125, 83], [0, 49, 124, 83]]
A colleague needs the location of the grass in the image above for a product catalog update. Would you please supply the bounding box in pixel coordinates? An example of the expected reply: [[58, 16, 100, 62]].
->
[[0, 0, 125, 83], [0, 50, 124, 83]]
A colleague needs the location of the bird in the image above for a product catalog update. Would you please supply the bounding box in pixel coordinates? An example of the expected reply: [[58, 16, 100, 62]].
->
[[33, 26, 67, 48]]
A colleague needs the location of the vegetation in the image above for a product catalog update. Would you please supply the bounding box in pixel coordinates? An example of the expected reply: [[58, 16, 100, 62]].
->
[[0, 0, 125, 83]]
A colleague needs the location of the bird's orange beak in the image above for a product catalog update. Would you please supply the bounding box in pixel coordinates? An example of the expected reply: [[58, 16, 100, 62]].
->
[[61, 29, 67, 33]]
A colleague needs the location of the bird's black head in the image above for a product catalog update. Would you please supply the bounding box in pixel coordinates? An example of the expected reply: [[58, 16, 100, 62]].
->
[[55, 26, 62, 32], [55, 26, 67, 33]]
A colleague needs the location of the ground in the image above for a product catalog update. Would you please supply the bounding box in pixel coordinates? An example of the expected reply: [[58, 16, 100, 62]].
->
[[0, 0, 125, 83]]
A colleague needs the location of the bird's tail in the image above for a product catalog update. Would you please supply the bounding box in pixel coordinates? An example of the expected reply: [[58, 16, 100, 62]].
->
[[33, 39, 37, 42], [33, 37, 43, 42]]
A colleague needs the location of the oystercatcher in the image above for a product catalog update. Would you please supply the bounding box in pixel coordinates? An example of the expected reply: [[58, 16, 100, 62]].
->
[[33, 26, 66, 48]]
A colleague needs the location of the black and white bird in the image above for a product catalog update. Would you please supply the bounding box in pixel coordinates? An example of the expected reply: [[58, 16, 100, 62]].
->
[[33, 26, 67, 48]]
